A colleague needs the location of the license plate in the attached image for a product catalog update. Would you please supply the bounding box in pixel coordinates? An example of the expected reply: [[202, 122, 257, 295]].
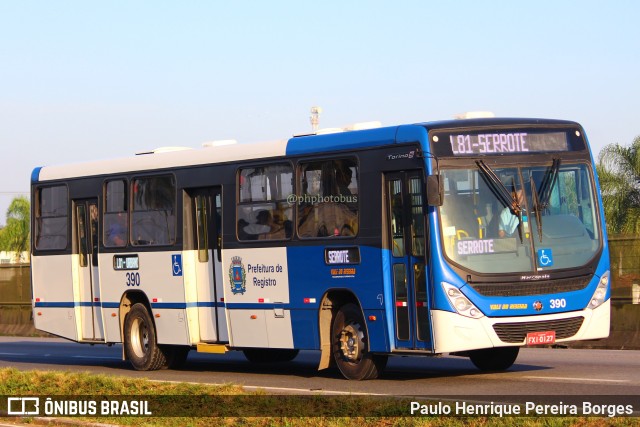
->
[[526, 330, 556, 345]]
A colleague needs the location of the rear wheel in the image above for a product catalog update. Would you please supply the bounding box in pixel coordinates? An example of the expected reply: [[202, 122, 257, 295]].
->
[[469, 347, 519, 371], [123, 303, 167, 371], [331, 303, 387, 380], [243, 348, 299, 363]]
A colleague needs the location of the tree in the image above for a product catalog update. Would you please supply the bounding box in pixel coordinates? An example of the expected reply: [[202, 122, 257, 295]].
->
[[0, 196, 30, 262], [597, 136, 640, 235]]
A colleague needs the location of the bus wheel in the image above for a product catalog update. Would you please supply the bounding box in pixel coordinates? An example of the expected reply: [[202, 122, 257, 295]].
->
[[243, 349, 300, 363], [469, 347, 519, 371], [124, 303, 167, 371], [161, 345, 190, 369], [331, 303, 387, 380]]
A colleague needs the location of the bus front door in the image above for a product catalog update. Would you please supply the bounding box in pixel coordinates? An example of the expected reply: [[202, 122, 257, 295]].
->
[[186, 187, 228, 343], [385, 172, 433, 351], [73, 199, 104, 341]]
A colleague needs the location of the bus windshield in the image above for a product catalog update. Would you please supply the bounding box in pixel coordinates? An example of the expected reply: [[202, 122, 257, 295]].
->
[[439, 162, 600, 274]]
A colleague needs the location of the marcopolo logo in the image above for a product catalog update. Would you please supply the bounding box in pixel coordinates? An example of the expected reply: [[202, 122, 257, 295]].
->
[[387, 150, 416, 161], [286, 194, 357, 205]]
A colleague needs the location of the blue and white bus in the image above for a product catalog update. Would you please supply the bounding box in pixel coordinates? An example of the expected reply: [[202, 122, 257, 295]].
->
[[30, 117, 610, 380]]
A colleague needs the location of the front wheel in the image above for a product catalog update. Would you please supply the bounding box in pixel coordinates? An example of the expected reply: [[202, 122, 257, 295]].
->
[[123, 303, 167, 371], [331, 303, 387, 380], [469, 347, 519, 371]]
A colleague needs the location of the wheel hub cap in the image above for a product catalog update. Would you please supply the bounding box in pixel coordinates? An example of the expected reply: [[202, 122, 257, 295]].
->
[[340, 322, 364, 362]]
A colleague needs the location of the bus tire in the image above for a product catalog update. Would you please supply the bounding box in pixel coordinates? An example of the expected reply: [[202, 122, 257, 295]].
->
[[243, 348, 300, 363], [161, 345, 190, 369], [469, 347, 519, 371], [123, 303, 167, 371], [331, 303, 387, 380]]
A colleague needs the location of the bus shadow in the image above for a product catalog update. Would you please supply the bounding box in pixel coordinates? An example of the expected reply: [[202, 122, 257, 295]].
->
[[178, 351, 552, 381], [0, 341, 552, 382]]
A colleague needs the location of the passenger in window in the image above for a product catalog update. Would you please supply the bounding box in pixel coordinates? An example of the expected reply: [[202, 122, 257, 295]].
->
[[107, 212, 127, 246], [237, 218, 252, 240], [498, 189, 525, 238], [283, 219, 293, 238], [243, 210, 273, 235], [335, 163, 353, 197]]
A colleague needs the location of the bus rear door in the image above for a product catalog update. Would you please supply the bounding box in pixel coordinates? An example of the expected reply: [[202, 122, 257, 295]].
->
[[385, 171, 433, 351], [185, 187, 228, 343], [73, 199, 104, 341]]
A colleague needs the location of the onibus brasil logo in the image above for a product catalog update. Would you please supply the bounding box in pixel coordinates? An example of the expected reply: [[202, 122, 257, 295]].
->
[[229, 256, 246, 295]]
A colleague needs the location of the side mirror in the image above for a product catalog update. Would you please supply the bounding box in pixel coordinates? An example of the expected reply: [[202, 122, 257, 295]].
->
[[427, 175, 444, 206]]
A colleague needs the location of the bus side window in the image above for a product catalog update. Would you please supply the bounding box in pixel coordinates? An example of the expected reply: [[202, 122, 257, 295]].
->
[[35, 185, 69, 250], [131, 175, 176, 246], [237, 164, 293, 241], [297, 158, 358, 239], [104, 180, 128, 247]]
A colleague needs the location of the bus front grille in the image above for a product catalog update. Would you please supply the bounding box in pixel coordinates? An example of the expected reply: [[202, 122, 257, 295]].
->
[[472, 276, 591, 297], [493, 317, 585, 343]]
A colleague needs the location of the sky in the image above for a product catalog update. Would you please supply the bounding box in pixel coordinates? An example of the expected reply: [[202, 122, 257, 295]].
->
[[1, 1, 639, 225]]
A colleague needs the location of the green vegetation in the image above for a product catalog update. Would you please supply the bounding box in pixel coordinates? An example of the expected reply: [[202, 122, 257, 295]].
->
[[0, 368, 636, 426], [0, 196, 30, 261], [597, 136, 640, 235]]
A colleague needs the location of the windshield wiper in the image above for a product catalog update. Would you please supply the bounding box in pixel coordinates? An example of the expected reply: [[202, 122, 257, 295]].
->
[[530, 158, 561, 242], [530, 178, 543, 242], [476, 160, 523, 241], [538, 158, 561, 210]]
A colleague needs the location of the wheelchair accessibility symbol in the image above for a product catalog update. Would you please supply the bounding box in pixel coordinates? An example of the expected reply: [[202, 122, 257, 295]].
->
[[172, 254, 183, 276], [537, 249, 553, 267]]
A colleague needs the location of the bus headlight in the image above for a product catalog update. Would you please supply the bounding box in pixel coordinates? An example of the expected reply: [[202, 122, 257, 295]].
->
[[589, 271, 609, 309], [442, 282, 484, 319]]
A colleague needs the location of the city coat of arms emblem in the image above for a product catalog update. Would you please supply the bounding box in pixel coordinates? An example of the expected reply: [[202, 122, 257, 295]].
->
[[229, 256, 246, 295]]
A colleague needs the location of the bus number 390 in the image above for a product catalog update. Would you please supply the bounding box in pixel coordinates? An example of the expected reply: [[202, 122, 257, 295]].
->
[[126, 272, 141, 287], [549, 298, 566, 309]]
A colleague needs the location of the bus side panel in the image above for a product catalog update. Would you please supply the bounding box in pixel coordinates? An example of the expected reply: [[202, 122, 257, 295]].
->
[[32, 254, 78, 340], [289, 309, 319, 349], [222, 247, 293, 348], [227, 309, 269, 347], [287, 245, 390, 353], [151, 308, 190, 345], [99, 251, 192, 346]]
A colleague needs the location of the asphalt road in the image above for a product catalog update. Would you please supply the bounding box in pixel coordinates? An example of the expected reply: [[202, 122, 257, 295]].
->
[[1, 337, 639, 401]]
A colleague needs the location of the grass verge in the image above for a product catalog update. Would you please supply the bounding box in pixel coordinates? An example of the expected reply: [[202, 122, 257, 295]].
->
[[0, 368, 637, 427]]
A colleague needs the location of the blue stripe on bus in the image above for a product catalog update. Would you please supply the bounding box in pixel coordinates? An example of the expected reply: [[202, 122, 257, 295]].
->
[[79, 302, 101, 307], [34, 302, 75, 308], [102, 302, 119, 309], [35, 302, 227, 309], [224, 303, 289, 310], [35, 302, 102, 308], [196, 302, 227, 308], [151, 302, 187, 309], [151, 302, 227, 309]]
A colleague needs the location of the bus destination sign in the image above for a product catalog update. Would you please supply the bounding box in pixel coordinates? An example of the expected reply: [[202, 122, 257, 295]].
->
[[325, 247, 361, 265], [114, 254, 139, 270], [444, 131, 569, 156]]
